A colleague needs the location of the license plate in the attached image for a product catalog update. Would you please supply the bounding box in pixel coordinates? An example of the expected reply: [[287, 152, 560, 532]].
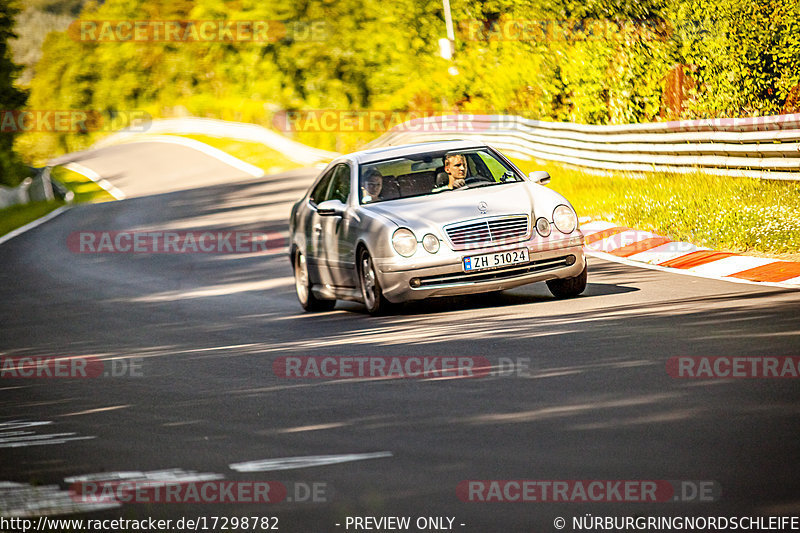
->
[[463, 248, 529, 272]]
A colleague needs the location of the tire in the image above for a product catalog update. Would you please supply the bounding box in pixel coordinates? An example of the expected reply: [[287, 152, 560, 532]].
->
[[546, 262, 588, 299], [293, 250, 336, 312], [358, 248, 394, 315]]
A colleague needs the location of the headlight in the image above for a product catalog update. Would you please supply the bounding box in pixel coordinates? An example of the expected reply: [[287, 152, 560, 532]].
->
[[422, 233, 440, 254], [553, 204, 577, 234], [535, 217, 551, 237], [392, 228, 417, 257]]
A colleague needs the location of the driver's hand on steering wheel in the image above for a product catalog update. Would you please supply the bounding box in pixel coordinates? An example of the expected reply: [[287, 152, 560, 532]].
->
[[452, 178, 466, 189]]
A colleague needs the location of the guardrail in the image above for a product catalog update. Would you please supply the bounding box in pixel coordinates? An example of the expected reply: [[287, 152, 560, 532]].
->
[[364, 113, 800, 180], [0, 168, 64, 209]]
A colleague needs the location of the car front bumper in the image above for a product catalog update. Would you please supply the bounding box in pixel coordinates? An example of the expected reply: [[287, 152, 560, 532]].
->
[[374, 233, 586, 302]]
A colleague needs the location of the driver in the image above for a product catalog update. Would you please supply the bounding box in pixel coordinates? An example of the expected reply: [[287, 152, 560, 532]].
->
[[432, 153, 468, 192], [443, 153, 467, 189]]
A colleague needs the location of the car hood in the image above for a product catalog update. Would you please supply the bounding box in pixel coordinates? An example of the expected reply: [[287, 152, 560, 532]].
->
[[362, 182, 568, 232]]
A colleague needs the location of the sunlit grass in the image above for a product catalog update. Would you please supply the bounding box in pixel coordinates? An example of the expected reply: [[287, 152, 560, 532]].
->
[[0, 200, 64, 238], [510, 159, 800, 256], [0, 166, 115, 238]]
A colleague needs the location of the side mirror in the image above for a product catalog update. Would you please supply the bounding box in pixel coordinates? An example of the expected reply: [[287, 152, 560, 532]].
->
[[529, 171, 551, 185], [316, 199, 346, 217]]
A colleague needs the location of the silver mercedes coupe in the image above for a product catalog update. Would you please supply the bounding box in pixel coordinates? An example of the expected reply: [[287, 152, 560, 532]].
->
[[289, 140, 587, 314]]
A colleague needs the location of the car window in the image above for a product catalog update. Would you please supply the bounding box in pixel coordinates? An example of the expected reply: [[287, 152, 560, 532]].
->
[[359, 148, 522, 204], [477, 152, 511, 181], [310, 167, 336, 205], [325, 164, 351, 203]]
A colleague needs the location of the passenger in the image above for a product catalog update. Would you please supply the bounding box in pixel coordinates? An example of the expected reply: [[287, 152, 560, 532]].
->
[[361, 169, 383, 203]]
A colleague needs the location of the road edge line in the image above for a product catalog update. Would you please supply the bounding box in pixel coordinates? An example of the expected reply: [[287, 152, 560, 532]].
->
[[0, 205, 71, 246], [63, 162, 126, 200]]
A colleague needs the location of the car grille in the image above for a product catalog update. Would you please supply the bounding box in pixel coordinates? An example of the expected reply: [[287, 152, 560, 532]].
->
[[414, 255, 574, 288], [444, 215, 529, 250]]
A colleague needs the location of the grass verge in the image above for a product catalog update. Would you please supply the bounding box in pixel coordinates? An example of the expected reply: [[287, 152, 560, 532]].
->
[[510, 158, 800, 259], [0, 166, 115, 239], [0, 200, 64, 238]]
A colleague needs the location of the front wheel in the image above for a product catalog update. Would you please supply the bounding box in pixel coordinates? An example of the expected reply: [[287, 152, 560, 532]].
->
[[294, 250, 336, 312], [358, 248, 394, 315], [546, 263, 588, 299]]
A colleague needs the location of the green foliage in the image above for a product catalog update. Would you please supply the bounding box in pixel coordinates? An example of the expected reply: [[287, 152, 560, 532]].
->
[[9, 6, 73, 86], [672, 0, 800, 117], [1, 0, 29, 186], [13, 0, 800, 161], [24, 0, 85, 16], [0, 200, 62, 237]]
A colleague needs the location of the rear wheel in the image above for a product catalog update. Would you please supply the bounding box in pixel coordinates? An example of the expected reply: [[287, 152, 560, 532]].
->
[[294, 250, 336, 312], [358, 248, 394, 315], [546, 263, 588, 299]]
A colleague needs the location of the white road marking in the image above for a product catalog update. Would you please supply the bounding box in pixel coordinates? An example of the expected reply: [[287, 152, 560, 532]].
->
[[0, 205, 70, 246], [586, 250, 800, 290], [579, 220, 617, 235], [626, 241, 709, 265], [229, 451, 393, 473], [126, 276, 294, 303], [64, 162, 126, 199], [0, 421, 95, 449], [581, 220, 800, 288], [59, 405, 130, 417], [585, 229, 659, 253], [0, 481, 119, 517], [65, 468, 224, 484], [687, 255, 778, 276]]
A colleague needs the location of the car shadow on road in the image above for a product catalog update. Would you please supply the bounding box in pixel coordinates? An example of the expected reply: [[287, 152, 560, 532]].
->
[[337, 279, 639, 316]]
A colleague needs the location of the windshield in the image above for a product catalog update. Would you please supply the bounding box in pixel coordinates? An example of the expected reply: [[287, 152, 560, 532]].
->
[[359, 148, 523, 205]]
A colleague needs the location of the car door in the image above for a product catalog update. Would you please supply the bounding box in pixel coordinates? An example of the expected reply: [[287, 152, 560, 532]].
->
[[303, 167, 337, 285], [315, 163, 357, 289]]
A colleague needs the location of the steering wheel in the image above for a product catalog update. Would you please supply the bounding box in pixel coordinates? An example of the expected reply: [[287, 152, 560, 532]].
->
[[463, 175, 494, 186]]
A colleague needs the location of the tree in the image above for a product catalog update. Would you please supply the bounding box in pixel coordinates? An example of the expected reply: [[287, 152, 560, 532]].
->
[[0, 0, 28, 186]]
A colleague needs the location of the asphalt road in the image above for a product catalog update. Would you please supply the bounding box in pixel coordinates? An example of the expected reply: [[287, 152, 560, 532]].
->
[[1, 141, 799, 532]]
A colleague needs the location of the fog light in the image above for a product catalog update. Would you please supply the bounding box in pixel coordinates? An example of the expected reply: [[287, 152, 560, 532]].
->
[[565, 255, 576, 266], [410, 278, 421, 288]]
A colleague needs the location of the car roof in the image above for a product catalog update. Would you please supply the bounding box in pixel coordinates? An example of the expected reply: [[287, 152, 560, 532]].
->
[[344, 140, 490, 166]]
